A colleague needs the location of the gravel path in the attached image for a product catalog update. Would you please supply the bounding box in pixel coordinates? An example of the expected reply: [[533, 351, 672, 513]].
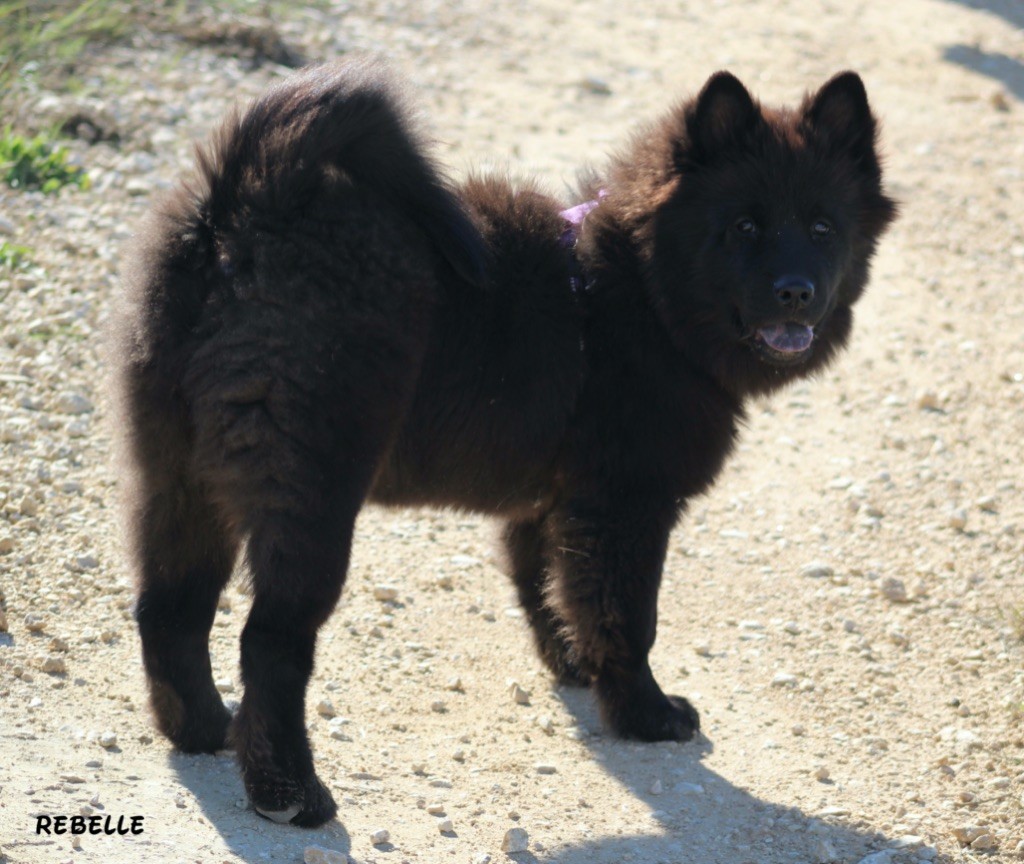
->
[[1, 1, 1023, 862]]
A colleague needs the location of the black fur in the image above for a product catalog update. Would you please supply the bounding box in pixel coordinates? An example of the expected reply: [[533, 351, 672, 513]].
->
[[115, 58, 896, 827]]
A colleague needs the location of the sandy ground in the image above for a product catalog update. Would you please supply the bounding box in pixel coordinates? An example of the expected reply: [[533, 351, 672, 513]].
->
[[1, 1, 1023, 862]]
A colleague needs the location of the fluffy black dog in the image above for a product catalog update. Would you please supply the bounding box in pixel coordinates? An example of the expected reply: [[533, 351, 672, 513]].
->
[[116, 58, 896, 826]]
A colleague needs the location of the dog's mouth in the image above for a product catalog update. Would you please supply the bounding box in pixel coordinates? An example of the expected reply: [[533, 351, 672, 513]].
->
[[750, 322, 815, 364]]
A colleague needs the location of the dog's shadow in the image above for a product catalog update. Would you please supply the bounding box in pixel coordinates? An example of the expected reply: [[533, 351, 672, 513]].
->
[[535, 686, 957, 864], [171, 685, 957, 863]]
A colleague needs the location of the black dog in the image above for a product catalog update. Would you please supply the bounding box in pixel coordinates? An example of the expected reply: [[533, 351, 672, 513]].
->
[[115, 58, 896, 826]]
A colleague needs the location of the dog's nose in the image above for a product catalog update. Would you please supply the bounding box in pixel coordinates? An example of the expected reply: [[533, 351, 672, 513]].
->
[[772, 276, 815, 310]]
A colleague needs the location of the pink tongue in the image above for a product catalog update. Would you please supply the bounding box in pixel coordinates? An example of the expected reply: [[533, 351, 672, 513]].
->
[[758, 323, 813, 353]]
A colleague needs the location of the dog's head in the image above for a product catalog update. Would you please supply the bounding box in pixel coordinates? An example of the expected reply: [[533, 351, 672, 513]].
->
[[606, 71, 898, 397]]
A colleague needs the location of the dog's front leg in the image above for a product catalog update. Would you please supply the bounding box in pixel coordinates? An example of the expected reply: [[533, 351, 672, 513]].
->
[[546, 498, 700, 742]]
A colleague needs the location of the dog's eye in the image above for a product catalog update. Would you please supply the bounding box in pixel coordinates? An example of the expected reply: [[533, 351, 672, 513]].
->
[[734, 217, 758, 237], [811, 219, 834, 238]]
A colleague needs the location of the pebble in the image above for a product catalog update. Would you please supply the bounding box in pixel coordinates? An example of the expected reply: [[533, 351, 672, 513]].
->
[[54, 392, 94, 415], [472, 855, 492, 864], [41, 655, 67, 674], [970, 834, 997, 851], [317, 699, 336, 717], [772, 672, 798, 687], [508, 682, 531, 705], [445, 677, 463, 692], [431, 700, 447, 713], [812, 838, 839, 862], [813, 765, 830, 782], [0, 536, 13, 555], [426, 803, 445, 815], [536, 715, 554, 735], [501, 827, 529, 853], [304, 846, 349, 864], [693, 641, 712, 656], [801, 562, 834, 579], [99, 731, 118, 749], [952, 825, 985, 845], [370, 828, 390, 845], [534, 763, 557, 775], [649, 779, 662, 794], [372, 585, 399, 602], [438, 818, 454, 833], [24, 613, 46, 632], [855, 852, 895, 864], [215, 678, 234, 694], [0, 609, 9, 632], [879, 577, 908, 603], [948, 508, 968, 531]]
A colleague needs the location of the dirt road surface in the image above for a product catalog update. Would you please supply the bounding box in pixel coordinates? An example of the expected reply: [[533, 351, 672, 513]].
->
[[1, 1, 1023, 862]]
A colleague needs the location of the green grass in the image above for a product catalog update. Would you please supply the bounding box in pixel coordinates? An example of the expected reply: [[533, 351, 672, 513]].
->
[[0, 0, 131, 95], [0, 126, 89, 193], [0, 239, 32, 269]]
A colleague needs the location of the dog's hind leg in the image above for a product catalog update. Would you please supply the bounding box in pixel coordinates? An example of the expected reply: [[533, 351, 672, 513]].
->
[[502, 517, 589, 686], [132, 462, 239, 754]]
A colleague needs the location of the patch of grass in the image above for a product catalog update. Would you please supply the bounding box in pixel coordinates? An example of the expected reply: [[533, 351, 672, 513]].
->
[[0, 0, 131, 95], [0, 126, 89, 193], [0, 240, 32, 269]]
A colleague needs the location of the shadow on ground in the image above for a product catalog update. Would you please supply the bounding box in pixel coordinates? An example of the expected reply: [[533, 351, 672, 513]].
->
[[170, 685, 956, 864], [939, 0, 1024, 100], [540, 687, 954, 864], [171, 751, 352, 863]]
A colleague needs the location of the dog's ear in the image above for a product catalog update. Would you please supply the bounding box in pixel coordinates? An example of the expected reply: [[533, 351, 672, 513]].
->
[[685, 72, 760, 162], [802, 72, 879, 170]]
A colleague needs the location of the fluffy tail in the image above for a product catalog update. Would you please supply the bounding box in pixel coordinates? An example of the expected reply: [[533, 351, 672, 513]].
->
[[192, 57, 486, 285]]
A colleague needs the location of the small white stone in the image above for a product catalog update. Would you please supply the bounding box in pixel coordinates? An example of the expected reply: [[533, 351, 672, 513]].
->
[[372, 585, 399, 602], [501, 827, 529, 853], [801, 562, 834, 579], [55, 392, 94, 415], [472, 854, 492, 864], [879, 577, 908, 603], [99, 731, 117, 749], [304, 845, 349, 864], [445, 677, 463, 692], [426, 803, 445, 815], [772, 672, 798, 687], [24, 612, 46, 632], [534, 763, 557, 775], [508, 682, 531, 705], [438, 818, 454, 833], [370, 828, 390, 845], [215, 678, 234, 694], [813, 765, 830, 782], [952, 825, 985, 845], [969, 834, 997, 851], [949, 508, 968, 531], [317, 699, 336, 717], [693, 641, 712, 656], [431, 700, 447, 713], [649, 779, 662, 795], [41, 655, 67, 674], [536, 715, 555, 735]]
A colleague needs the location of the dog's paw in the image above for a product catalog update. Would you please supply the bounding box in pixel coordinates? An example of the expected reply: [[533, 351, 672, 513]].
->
[[249, 770, 338, 828], [614, 693, 700, 742]]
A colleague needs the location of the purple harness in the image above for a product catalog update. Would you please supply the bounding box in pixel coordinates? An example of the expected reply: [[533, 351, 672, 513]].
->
[[559, 191, 605, 294]]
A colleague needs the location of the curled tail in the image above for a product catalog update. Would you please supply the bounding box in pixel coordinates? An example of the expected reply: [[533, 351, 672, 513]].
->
[[193, 57, 486, 285]]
